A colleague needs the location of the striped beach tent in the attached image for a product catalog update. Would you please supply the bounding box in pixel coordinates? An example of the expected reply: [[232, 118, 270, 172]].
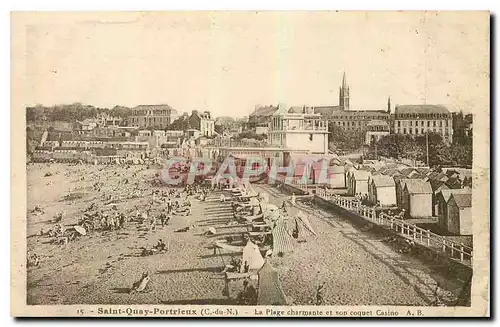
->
[[272, 217, 294, 257], [257, 260, 288, 305]]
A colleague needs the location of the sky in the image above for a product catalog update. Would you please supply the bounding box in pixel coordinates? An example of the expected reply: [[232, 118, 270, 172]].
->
[[19, 11, 489, 117]]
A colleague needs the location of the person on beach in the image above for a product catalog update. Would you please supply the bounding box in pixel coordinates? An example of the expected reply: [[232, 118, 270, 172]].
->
[[154, 239, 167, 251], [129, 272, 150, 294], [316, 283, 325, 305], [432, 282, 442, 306], [159, 212, 167, 227], [148, 216, 156, 231], [108, 215, 116, 230], [281, 201, 288, 214], [114, 211, 121, 230], [100, 214, 107, 231], [27, 252, 40, 267], [118, 213, 126, 229], [222, 257, 239, 273]]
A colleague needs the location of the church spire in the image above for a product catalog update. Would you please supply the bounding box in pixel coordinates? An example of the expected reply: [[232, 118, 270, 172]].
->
[[387, 96, 391, 113], [339, 71, 350, 110]]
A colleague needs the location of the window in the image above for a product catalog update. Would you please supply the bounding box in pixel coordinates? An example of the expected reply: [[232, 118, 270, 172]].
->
[[409, 128, 413, 134], [416, 129, 419, 134], [427, 121, 430, 127], [410, 121, 413, 126], [397, 121, 401, 127], [403, 128, 407, 134], [421, 121, 424, 126], [433, 121, 436, 126], [309, 134, 313, 141]]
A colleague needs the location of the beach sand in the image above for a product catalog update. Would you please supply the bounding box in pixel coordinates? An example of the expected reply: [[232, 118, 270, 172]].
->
[[26, 163, 461, 305]]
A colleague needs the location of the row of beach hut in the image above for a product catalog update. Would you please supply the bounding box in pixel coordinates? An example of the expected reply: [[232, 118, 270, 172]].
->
[[342, 160, 472, 236]]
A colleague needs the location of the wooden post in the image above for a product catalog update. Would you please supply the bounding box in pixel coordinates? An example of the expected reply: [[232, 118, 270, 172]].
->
[[460, 244, 464, 261], [413, 226, 417, 240], [426, 230, 431, 246], [224, 273, 230, 298], [442, 239, 446, 252]]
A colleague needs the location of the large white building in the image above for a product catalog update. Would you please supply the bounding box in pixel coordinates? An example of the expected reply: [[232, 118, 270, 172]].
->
[[268, 105, 329, 156], [188, 110, 215, 137], [129, 104, 178, 129], [365, 120, 390, 145], [393, 105, 453, 143]]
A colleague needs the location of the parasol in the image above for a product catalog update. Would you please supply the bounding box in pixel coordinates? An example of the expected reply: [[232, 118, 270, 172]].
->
[[74, 225, 87, 236]]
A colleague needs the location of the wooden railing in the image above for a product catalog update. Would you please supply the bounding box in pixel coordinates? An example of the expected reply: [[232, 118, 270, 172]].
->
[[314, 188, 473, 266]]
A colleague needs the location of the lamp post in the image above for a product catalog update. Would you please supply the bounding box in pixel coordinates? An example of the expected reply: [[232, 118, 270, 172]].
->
[[426, 131, 430, 167], [417, 114, 430, 167]]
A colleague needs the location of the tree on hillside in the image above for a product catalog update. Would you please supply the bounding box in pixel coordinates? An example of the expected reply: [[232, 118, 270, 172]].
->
[[26, 103, 132, 124], [110, 106, 132, 118], [169, 116, 190, 131]]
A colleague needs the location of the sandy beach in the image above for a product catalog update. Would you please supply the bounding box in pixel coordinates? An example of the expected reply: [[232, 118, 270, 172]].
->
[[26, 163, 462, 305]]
